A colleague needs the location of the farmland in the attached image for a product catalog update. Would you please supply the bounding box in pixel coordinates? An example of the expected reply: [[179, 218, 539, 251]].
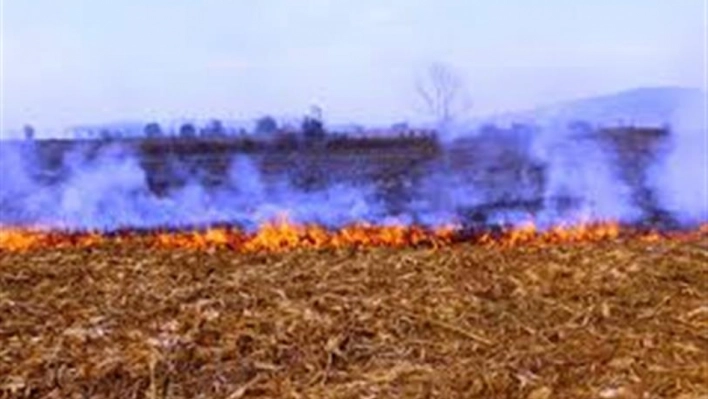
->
[[3, 0, 704, 396], [1, 126, 704, 398], [0, 125, 674, 229], [1, 228, 707, 398]]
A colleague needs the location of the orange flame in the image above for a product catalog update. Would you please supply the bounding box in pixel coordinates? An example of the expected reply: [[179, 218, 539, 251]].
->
[[0, 229, 42, 252], [0, 220, 705, 254]]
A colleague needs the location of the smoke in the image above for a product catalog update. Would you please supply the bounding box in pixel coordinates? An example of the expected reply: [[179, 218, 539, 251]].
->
[[1, 117, 705, 232], [533, 128, 641, 227], [651, 133, 708, 224], [648, 95, 708, 225], [0, 141, 391, 231]]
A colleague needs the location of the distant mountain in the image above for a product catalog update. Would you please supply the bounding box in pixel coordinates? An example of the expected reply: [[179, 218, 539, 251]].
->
[[481, 87, 706, 131]]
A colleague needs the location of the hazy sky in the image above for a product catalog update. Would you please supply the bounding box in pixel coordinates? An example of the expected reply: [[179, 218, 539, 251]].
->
[[1, 0, 705, 136]]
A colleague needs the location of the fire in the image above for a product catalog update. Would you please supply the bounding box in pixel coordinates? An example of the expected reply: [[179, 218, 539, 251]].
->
[[542, 221, 620, 244], [0, 229, 42, 252], [0, 221, 705, 254]]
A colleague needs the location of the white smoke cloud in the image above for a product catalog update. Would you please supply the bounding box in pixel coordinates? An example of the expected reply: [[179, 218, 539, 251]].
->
[[1, 119, 705, 232], [537, 130, 640, 227], [649, 93, 708, 224]]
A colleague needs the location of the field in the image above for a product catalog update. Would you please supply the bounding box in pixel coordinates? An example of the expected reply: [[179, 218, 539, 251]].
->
[[1, 127, 702, 398], [2, 230, 707, 398], [2, 126, 670, 228]]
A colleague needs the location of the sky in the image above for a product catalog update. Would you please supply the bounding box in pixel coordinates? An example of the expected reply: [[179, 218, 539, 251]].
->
[[1, 0, 706, 137]]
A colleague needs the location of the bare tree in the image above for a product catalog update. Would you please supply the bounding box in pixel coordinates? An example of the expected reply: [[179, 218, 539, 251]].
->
[[416, 63, 472, 129]]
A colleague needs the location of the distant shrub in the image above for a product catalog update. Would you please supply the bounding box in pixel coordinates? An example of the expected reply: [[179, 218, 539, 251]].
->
[[202, 119, 226, 137], [144, 122, 163, 138], [302, 117, 325, 140], [179, 123, 197, 138], [255, 116, 278, 135], [23, 125, 35, 140]]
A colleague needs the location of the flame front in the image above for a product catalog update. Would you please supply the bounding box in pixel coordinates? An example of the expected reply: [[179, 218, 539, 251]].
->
[[0, 220, 705, 253]]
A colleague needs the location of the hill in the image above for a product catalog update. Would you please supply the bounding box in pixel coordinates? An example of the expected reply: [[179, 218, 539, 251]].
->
[[480, 87, 706, 131]]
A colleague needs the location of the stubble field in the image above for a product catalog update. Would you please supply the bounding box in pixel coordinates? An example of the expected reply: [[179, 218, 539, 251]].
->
[[1, 232, 707, 399]]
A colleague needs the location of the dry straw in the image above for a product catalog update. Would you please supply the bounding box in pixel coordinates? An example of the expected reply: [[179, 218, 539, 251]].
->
[[0, 229, 706, 398]]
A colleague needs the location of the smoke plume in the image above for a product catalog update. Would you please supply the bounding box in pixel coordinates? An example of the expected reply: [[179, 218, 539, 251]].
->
[[0, 117, 705, 232]]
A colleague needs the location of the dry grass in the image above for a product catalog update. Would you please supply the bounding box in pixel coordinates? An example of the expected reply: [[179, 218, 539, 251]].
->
[[1, 237, 707, 398]]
